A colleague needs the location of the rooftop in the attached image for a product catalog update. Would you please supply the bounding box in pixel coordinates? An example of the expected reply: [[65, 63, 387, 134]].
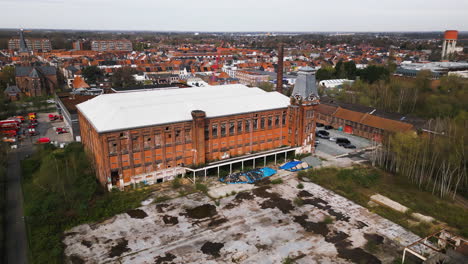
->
[[77, 84, 289, 133]]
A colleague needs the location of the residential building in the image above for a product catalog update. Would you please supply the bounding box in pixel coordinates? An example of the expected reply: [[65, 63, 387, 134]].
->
[[236, 70, 270, 85], [91, 40, 133, 52], [8, 38, 52, 52]]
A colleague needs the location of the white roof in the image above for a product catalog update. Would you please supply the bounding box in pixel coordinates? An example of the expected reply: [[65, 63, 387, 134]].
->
[[77, 84, 290, 133]]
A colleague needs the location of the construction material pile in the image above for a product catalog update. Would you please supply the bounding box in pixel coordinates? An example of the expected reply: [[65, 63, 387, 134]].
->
[[220, 167, 277, 184]]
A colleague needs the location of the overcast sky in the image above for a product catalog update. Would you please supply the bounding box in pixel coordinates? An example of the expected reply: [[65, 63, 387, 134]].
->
[[1, 0, 467, 32]]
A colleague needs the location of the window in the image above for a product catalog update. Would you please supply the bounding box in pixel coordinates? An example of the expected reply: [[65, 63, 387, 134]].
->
[[185, 129, 191, 142], [229, 122, 235, 135], [108, 141, 117, 154], [268, 116, 273, 128], [120, 138, 129, 152], [282, 113, 286, 126], [212, 124, 218, 138], [155, 133, 162, 148], [237, 120, 243, 133], [221, 123, 226, 137], [253, 118, 258, 130], [175, 130, 182, 144], [205, 126, 210, 139], [275, 115, 280, 126], [260, 117, 265, 129], [245, 120, 251, 132], [132, 136, 140, 152], [143, 135, 151, 149]]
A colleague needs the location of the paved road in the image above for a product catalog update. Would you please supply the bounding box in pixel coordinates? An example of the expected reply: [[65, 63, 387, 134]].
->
[[6, 144, 32, 264]]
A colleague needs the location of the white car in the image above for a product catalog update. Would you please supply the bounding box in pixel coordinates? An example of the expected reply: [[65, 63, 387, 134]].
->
[[46, 99, 55, 104], [329, 137, 337, 142]]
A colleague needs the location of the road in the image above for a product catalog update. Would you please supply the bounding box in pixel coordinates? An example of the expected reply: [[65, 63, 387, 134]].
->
[[5, 144, 32, 264]]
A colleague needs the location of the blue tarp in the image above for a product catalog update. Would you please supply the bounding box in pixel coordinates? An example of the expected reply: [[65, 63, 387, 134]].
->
[[220, 167, 277, 184], [279, 161, 302, 170]]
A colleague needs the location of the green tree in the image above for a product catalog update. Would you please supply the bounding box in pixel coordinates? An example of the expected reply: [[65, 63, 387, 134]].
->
[[257, 82, 274, 92], [358, 65, 390, 84], [111, 67, 137, 88], [316, 67, 335, 81], [343, 61, 357, 79], [81, 66, 103, 84], [0, 66, 16, 91]]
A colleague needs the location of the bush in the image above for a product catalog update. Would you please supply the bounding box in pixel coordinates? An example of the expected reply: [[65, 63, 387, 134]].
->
[[171, 177, 182, 189], [293, 197, 304, 206], [271, 178, 283, 184], [296, 183, 304, 189], [195, 183, 208, 193], [321, 216, 334, 225]]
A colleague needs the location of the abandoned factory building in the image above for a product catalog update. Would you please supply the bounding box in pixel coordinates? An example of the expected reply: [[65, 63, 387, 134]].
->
[[77, 84, 319, 188]]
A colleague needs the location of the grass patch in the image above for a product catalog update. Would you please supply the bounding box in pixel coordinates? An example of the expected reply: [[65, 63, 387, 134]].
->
[[271, 178, 283, 184], [321, 216, 334, 225], [293, 197, 304, 207], [195, 183, 208, 193], [302, 166, 468, 238], [364, 240, 379, 254], [296, 183, 304, 189], [171, 177, 182, 189]]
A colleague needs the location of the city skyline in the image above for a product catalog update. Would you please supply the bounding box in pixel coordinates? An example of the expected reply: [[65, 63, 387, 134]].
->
[[1, 0, 467, 32]]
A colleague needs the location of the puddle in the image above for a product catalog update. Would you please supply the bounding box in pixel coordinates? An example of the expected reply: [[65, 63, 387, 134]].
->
[[109, 238, 131, 258], [325, 231, 349, 243], [185, 204, 217, 219], [201, 241, 224, 258], [127, 209, 148, 219], [208, 217, 228, 227], [162, 215, 179, 225], [154, 252, 176, 264], [81, 240, 92, 248], [298, 190, 313, 197], [223, 202, 238, 210], [260, 197, 294, 214], [293, 215, 329, 236], [364, 233, 384, 245]]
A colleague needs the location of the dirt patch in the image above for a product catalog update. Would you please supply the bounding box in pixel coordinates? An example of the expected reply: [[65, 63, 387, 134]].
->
[[184, 204, 217, 219], [298, 190, 313, 197], [162, 215, 179, 225], [336, 246, 381, 264], [253, 186, 294, 214], [235, 192, 254, 201], [69, 255, 85, 264], [156, 204, 170, 213], [200, 241, 224, 258], [127, 209, 148, 219], [208, 217, 228, 227], [81, 240, 92, 248], [109, 238, 131, 258], [325, 231, 349, 244], [260, 197, 294, 214], [364, 233, 384, 245], [154, 252, 176, 264], [222, 202, 238, 210], [293, 215, 329, 236]]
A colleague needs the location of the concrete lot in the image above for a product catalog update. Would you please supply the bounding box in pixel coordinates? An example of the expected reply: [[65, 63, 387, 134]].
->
[[315, 128, 373, 157], [63, 173, 420, 264]]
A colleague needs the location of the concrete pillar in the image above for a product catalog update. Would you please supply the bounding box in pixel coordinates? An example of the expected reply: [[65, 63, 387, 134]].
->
[[274, 153, 277, 164], [229, 164, 232, 174], [242, 161, 244, 170], [193, 171, 196, 184], [264, 156, 266, 167], [204, 169, 207, 181], [253, 159, 255, 168]]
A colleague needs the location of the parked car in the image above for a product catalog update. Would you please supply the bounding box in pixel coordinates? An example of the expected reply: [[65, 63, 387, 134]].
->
[[329, 137, 337, 142], [316, 130, 330, 136], [324, 125, 334, 130], [341, 143, 356, 149], [336, 138, 351, 144], [316, 122, 324, 127]]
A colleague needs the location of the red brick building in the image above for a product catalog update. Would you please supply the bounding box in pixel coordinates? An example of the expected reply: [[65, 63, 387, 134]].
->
[[77, 84, 318, 189], [15, 66, 58, 97]]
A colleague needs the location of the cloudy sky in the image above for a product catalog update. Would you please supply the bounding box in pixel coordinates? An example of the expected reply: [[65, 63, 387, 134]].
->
[[1, 0, 467, 32]]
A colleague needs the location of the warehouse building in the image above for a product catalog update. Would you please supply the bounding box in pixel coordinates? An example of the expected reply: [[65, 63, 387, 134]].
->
[[77, 83, 319, 189]]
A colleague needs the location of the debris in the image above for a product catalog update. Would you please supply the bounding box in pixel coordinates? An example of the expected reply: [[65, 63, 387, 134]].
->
[[126, 209, 148, 219]]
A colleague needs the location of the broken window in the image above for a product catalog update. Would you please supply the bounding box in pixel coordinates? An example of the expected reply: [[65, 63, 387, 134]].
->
[[253, 118, 258, 130], [205, 126, 210, 139], [260, 117, 265, 129], [221, 123, 226, 137], [143, 135, 151, 149], [175, 130, 182, 144], [212, 124, 218, 138], [237, 120, 243, 133], [268, 116, 273, 128], [245, 120, 251, 132], [229, 122, 235, 135], [185, 129, 191, 142], [108, 140, 117, 154], [154, 133, 162, 148], [275, 115, 280, 127], [132, 135, 140, 152]]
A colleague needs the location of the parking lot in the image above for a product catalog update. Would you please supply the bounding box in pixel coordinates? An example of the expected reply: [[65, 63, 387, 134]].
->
[[18, 112, 73, 147], [315, 128, 373, 157]]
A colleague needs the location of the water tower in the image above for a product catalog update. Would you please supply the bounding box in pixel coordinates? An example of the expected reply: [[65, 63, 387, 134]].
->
[[441, 30, 458, 61]]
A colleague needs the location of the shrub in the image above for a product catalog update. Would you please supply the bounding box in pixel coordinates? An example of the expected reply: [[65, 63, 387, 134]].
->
[[171, 177, 182, 189], [271, 178, 283, 184], [296, 183, 304, 189], [293, 197, 304, 206], [322, 216, 334, 225], [195, 183, 208, 193], [231, 190, 237, 195]]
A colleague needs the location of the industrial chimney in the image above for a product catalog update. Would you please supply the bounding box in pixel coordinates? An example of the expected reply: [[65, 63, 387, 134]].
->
[[441, 30, 458, 61], [276, 44, 284, 94]]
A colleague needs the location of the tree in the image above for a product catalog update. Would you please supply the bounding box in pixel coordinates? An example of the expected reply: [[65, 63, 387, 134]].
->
[[316, 67, 335, 81], [343, 61, 357, 79], [111, 67, 137, 88], [82, 66, 103, 84], [257, 82, 274, 92], [358, 65, 389, 84], [0, 66, 16, 91]]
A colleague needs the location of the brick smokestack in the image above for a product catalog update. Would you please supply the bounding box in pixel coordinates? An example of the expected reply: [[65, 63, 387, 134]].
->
[[276, 43, 284, 94]]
